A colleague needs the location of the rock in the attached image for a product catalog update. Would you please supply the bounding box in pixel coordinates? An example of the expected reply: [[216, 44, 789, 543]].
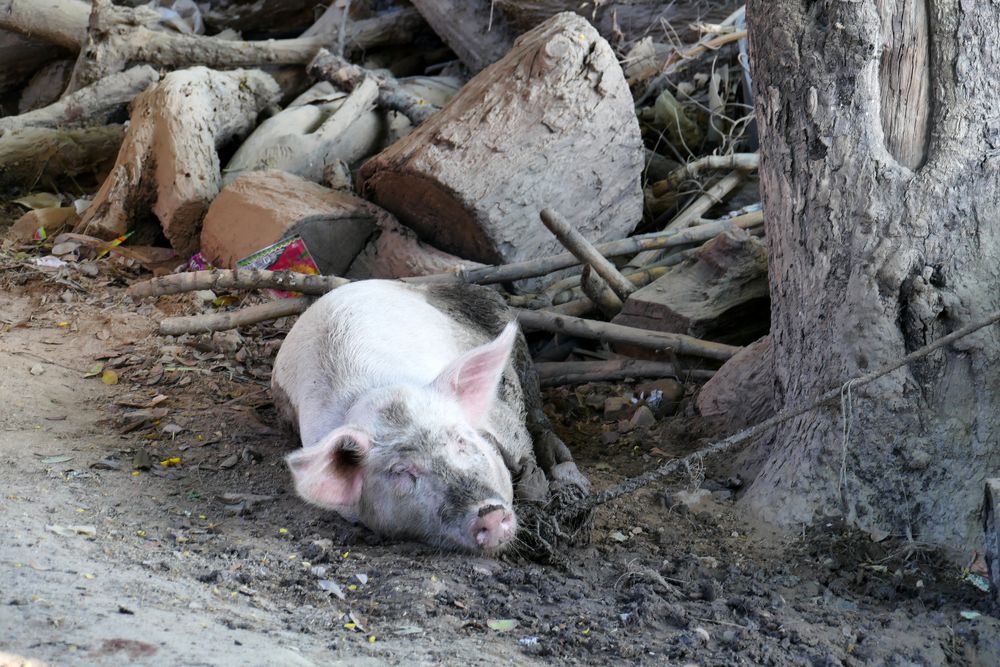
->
[[199, 170, 380, 275], [358, 13, 643, 291], [672, 489, 712, 512], [603, 396, 630, 420], [630, 405, 656, 429]]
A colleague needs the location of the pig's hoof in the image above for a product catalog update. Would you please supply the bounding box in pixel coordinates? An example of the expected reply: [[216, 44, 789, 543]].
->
[[551, 461, 590, 491], [515, 461, 550, 503]]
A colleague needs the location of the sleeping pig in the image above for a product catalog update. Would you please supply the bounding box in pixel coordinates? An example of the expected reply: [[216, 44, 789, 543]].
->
[[271, 279, 585, 553]]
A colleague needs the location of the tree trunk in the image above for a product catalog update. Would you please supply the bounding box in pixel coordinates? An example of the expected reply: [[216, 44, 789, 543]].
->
[[743, 0, 1000, 551]]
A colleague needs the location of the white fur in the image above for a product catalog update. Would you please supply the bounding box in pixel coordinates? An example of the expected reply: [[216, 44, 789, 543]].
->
[[272, 280, 532, 464]]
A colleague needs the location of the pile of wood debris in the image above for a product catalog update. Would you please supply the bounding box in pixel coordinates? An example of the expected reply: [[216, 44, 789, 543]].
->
[[1, 0, 763, 393]]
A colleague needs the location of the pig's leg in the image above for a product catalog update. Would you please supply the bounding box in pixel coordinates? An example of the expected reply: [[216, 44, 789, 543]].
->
[[510, 332, 590, 492]]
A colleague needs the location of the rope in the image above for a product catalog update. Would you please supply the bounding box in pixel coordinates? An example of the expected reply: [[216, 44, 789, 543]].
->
[[567, 307, 1000, 519]]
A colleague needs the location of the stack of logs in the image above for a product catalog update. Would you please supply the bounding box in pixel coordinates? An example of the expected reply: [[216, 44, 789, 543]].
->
[[2, 0, 764, 396]]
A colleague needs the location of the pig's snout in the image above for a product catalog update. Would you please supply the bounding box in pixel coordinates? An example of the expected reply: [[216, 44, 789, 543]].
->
[[472, 503, 516, 550]]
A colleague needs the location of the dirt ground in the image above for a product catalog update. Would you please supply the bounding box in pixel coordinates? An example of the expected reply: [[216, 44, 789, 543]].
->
[[2, 251, 1000, 667]]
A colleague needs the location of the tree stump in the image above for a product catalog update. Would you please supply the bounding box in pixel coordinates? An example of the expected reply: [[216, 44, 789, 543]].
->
[[357, 12, 643, 289], [75, 67, 279, 254], [613, 228, 770, 345]]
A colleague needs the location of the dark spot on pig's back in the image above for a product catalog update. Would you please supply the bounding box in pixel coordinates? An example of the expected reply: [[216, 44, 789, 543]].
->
[[421, 283, 510, 337]]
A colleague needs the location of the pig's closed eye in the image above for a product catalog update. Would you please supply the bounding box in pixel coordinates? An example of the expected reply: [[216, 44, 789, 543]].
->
[[390, 465, 420, 487]]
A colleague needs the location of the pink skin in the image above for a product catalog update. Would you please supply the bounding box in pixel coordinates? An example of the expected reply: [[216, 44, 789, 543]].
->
[[471, 504, 516, 550], [286, 323, 522, 552]]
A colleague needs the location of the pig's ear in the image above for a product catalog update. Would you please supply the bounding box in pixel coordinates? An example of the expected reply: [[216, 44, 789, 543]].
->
[[285, 428, 370, 509], [432, 322, 518, 426]]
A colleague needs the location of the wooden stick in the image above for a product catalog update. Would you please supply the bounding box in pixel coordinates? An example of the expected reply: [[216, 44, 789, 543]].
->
[[0, 65, 158, 135], [455, 217, 757, 285], [309, 48, 439, 126], [159, 298, 312, 336], [579, 265, 623, 317], [514, 309, 739, 361], [536, 360, 714, 387], [128, 269, 349, 299], [631, 172, 746, 269], [650, 153, 759, 197], [540, 208, 636, 300]]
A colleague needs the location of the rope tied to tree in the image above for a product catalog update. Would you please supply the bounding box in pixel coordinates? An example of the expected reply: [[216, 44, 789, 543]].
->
[[519, 307, 1000, 562]]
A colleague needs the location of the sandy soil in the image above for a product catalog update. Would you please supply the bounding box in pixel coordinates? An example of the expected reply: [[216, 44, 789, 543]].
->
[[2, 255, 1000, 667]]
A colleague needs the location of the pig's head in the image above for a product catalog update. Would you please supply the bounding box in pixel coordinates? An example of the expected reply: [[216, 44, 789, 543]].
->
[[286, 323, 520, 553]]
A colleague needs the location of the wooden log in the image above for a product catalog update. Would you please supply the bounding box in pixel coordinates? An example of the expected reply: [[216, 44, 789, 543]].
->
[[579, 265, 623, 318], [308, 49, 440, 126], [223, 79, 380, 186], [540, 208, 635, 301], [159, 297, 313, 336], [0, 125, 124, 190], [984, 478, 1000, 600], [614, 228, 770, 346], [128, 269, 348, 300], [650, 153, 759, 198], [358, 13, 643, 291], [496, 0, 741, 46], [0, 66, 159, 136], [410, 0, 515, 72], [17, 59, 74, 112], [0, 30, 66, 97], [451, 217, 757, 286], [0, 0, 424, 93], [515, 309, 740, 361], [696, 334, 773, 430], [75, 68, 280, 253], [536, 359, 714, 387], [0, 0, 89, 50]]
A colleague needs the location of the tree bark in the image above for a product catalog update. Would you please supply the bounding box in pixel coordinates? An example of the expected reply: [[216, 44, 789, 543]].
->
[[743, 0, 1000, 551]]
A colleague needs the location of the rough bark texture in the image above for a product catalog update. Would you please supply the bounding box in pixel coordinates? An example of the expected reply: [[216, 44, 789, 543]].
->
[[0, 125, 124, 190], [497, 0, 741, 46], [984, 479, 1000, 600], [744, 0, 1000, 551], [76, 68, 279, 253], [613, 228, 770, 345], [410, 0, 515, 72], [697, 335, 774, 429], [0, 30, 67, 96], [358, 12, 643, 291], [0, 66, 159, 135]]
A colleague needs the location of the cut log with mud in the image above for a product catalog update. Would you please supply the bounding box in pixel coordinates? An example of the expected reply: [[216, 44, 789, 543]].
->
[[75, 68, 279, 253], [358, 12, 644, 291]]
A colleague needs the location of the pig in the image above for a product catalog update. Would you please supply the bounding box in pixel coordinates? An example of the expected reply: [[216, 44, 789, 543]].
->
[[271, 279, 585, 553]]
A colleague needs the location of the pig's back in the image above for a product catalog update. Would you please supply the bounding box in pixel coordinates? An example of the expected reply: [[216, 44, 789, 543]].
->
[[273, 280, 471, 446]]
